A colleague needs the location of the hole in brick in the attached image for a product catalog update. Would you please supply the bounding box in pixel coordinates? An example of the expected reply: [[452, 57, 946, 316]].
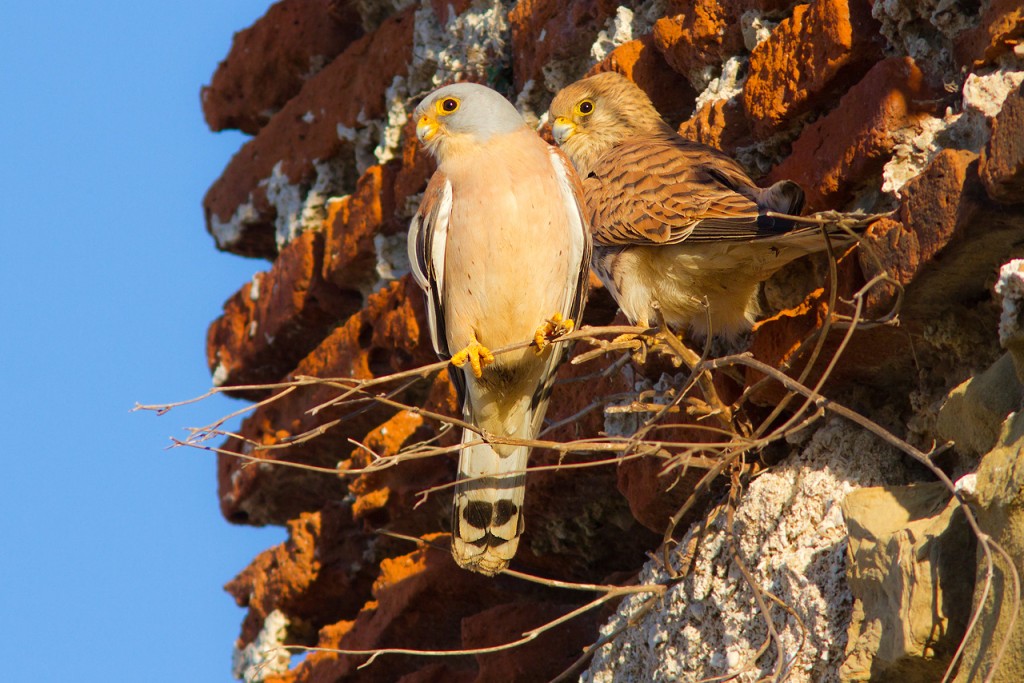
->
[[228, 510, 250, 524], [367, 347, 392, 377], [357, 323, 373, 347], [391, 349, 412, 367]]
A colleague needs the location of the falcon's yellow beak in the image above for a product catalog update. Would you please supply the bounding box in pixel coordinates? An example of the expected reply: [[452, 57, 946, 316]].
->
[[417, 114, 440, 143], [552, 116, 577, 145]]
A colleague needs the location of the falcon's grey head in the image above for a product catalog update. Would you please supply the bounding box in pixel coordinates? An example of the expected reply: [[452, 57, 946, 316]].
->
[[415, 83, 525, 158]]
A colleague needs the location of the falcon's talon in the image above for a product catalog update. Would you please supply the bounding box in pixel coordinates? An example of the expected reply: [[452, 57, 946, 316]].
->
[[533, 313, 575, 354], [451, 337, 495, 378]]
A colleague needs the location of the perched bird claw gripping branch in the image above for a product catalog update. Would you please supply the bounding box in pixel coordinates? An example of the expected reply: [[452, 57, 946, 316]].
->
[[408, 83, 592, 576]]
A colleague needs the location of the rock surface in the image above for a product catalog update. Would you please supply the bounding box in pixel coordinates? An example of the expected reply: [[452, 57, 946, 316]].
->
[[189, 1, 1024, 681], [841, 483, 974, 681]]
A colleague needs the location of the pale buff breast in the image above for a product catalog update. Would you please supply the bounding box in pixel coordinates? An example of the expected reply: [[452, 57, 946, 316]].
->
[[440, 129, 578, 361], [605, 242, 773, 340]]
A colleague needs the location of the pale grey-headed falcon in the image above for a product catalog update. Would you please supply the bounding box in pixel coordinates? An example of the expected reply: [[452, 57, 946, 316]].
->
[[407, 82, 592, 576]]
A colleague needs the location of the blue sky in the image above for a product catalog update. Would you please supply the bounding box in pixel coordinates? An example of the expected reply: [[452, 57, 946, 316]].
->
[[0, 3, 291, 680]]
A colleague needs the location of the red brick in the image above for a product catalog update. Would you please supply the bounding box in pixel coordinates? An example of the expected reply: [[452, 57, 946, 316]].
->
[[744, 0, 884, 136], [323, 163, 401, 292], [509, 0, 618, 93], [205, 231, 362, 397], [677, 96, 752, 156], [768, 57, 943, 211], [393, 118, 436, 213], [204, 8, 415, 259], [201, 0, 364, 134], [980, 82, 1024, 204], [587, 36, 697, 127], [288, 537, 516, 682], [464, 601, 598, 682], [217, 277, 438, 526], [858, 149, 980, 311], [955, 0, 1024, 69], [652, 0, 745, 87], [225, 504, 376, 646]]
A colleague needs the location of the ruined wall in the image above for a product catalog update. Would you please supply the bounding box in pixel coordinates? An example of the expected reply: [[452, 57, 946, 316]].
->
[[198, 1, 1024, 681]]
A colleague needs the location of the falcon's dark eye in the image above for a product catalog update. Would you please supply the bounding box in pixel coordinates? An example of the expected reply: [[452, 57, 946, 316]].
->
[[441, 97, 459, 113], [577, 99, 594, 115]]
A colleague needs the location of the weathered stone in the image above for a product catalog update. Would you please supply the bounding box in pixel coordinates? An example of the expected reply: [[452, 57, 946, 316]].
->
[[204, 8, 415, 258], [322, 162, 402, 294], [768, 57, 943, 211], [588, 36, 697, 128], [744, 0, 883, 136], [858, 149, 980, 313], [953, 411, 1024, 683], [583, 418, 914, 682], [217, 277, 437, 526], [677, 95, 751, 156], [206, 230, 362, 397], [464, 601, 598, 682], [281, 535, 522, 682], [344, 378, 458, 535], [937, 353, 1024, 458], [981, 82, 1024, 204], [508, 0, 617, 95], [201, 0, 364, 134], [226, 503, 377, 646], [955, 0, 1024, 69], [841, 483, 974, 681], [392, 117, 436, 216], [652, 0, 745, 90], [998, 259, 1024, 383]]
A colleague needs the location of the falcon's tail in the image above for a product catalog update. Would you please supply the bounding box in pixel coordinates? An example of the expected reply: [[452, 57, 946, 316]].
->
[[757, 179, 805, 216], [451, 427, 528, 576], [451, 361, 560, 576]]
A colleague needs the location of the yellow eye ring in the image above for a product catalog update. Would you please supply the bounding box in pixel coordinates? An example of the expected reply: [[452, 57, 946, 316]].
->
[[436, 97, 460, 115], [576, 99, 594, 116]]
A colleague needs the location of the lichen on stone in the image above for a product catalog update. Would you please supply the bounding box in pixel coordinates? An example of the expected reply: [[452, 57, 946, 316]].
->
[[881, 58, 1024, 196], [231, 609, 291, 682], [996, 259, 1024, 348], [209, 199, 261, 252], [871, 0, 981, 82], [370, 231, 412, 294], [583, 418, 911, 683], [374, 75, 411, 166], [263, 159, 352, 250], [590, 6, 635, 63], [692, 56, 747, 114], [410, 0, 512, 93]]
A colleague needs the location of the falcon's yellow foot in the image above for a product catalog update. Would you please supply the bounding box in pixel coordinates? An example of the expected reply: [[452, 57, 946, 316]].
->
[[608, 332, 660, 363], [533, 313, 575, 354], [450, 336, 495, 379]]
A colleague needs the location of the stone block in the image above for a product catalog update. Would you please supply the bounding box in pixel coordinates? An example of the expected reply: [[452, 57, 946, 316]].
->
[[744, 0, 883, 136], [980, 82, 1024, 204], [955, 0, 1024, 69], [652, 0, 745, 90], [201, 0, 364, 134], [768, 57, 942, 211], [206, 230, 362, 396], [203, 8, 415, 258], [841, 482, 974, 681]]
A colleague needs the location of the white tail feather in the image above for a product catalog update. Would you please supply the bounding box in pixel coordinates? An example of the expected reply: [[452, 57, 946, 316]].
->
[[451, 427, 528, 576]]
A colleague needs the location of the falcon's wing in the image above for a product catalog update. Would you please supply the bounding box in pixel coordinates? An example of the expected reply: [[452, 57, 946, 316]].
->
[[548, 145, 593, 330], [583, 135, 792, 247], [408, 170, 454, 360]]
